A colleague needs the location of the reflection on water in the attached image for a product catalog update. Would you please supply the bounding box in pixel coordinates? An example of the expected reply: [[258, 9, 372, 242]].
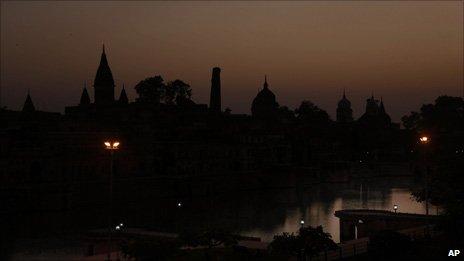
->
[[5, 176, 430, 258], [240, 186, 427, 243]]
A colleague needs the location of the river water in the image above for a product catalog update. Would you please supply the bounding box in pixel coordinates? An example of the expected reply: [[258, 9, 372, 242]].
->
[[6, 176, 431, 259]]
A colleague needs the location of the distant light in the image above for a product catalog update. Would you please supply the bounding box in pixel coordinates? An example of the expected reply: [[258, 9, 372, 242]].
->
[[419, 136, 429, 144], [115, 225, 120, 230], [358, 219, 363, 224], [104, 141, 120, 150], [177, 202, 182, 207], [359, 160, 362, 163], [300, 220, 305, 225], [120, 223, 124, 227], [394, 204, 398, 213]]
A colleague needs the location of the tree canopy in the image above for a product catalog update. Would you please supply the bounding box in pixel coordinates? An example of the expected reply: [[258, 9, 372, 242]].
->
[[268, 225, 337, 258], [134, 76, 193, 105], [295, 100, 331, 126], [401, 96, 463, 132]]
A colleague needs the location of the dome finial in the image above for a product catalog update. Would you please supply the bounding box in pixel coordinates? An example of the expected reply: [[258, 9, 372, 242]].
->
[[102, 43, 105, 54], [264, 75, 268, 89]]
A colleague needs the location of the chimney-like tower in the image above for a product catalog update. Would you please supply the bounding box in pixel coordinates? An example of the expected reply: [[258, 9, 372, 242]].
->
[[209, 67, 221, 113]]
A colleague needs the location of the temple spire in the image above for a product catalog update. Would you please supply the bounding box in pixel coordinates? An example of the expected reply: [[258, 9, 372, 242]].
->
[[343, 88, 346, 99], [80, 82, 90, 105], [94, 45, 115, 104], [379, 96, 386, 113], [22, 91, 35, 112], [119, 84, 128, 105], [263, 75, 268, 89]]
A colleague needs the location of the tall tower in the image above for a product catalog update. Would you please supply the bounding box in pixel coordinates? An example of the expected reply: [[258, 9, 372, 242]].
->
[[336, 90, 353, 123], [94, 45, 115, 105], [209, 67, 221, 113], [365, 94, 379, 116]]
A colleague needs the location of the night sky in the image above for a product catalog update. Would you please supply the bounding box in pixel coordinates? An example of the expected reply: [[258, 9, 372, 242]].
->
[[1, 1, 462, 121]]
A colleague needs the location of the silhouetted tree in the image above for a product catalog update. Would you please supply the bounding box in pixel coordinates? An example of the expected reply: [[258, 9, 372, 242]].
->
[[165, 79, 192, 105], [134, 76, 165, 103], [268, 226, 337, 260], [179, 229, 238, 249], [179, 229, 238, 261], [278, 106, 295, 122], [401, 96, 463, 132], [404, 96, 464, 241], [295, 100, 331, 126]]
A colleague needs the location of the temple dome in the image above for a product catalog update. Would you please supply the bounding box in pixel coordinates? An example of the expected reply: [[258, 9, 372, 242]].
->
[[251, 76, 279, 119]]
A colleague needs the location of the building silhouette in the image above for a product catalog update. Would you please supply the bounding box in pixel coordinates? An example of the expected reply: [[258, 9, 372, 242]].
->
[[93, 45, 115, 105], [336, 90, 353, 123], [22, 91, 35, 112], [3, 46, 409, 190], [358, 94, 392, 129], [79, 83, 91, 106], [118, 85, 129, 105], [251, 76, 279, 120], [209, 67, 221, 113]]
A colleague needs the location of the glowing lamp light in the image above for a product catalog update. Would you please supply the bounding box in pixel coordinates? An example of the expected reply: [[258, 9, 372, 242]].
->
[[394, 204, 398, 213], [300, 220, 305, 225], [177, 202, 182, 207], [419, 136, 429, 144], [104, 141, 120, 150]]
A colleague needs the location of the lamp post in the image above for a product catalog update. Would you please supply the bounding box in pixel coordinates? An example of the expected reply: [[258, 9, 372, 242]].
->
[[419, 136, 430, 235], [419, 136, 429, 217], [104, 141, 120, 261], [393, 205, 398, 213]]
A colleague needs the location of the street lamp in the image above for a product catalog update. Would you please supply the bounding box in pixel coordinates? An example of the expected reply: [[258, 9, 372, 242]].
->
[[105, 141, 120, 150], [393, 205, 398, 213], [418, 136, 430, 216], [419, 135, 430, 235], [419, 136, 429, 144], [104, 140, 120, 261], [300, 219, 305, 228]]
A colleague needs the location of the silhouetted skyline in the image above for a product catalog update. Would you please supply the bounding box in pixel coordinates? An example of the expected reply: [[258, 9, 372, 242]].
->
[[1, 1, 463, 121]]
